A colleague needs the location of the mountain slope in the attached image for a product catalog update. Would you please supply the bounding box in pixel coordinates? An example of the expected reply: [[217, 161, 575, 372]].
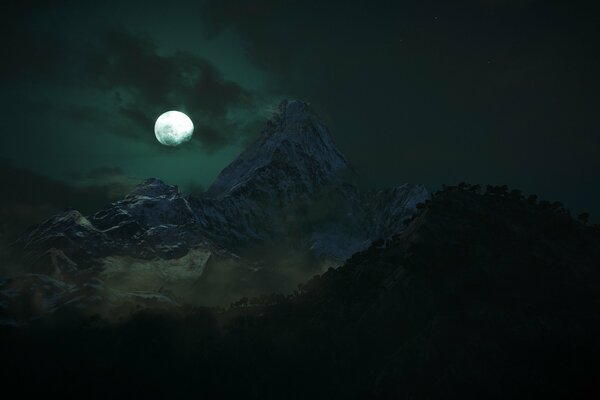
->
[[207, 99, 349, 197], [285, 185, 600, 398], [6, 99, 427, 308], [2, 185, 598, 399], [192, 99, 427, 255]]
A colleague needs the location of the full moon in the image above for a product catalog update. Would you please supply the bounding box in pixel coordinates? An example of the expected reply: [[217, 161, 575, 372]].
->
[[154, 111, 194, 146]]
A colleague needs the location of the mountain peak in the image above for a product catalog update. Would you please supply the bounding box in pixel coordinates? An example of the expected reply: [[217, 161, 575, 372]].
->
[[264, 99, 313, 134], [125, 178, 179, 199], [260, 99, 325, 141], [207, 99, 349, 196]]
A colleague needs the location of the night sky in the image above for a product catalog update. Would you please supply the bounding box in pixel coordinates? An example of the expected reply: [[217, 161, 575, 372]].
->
[[1, 0, 599, 237]]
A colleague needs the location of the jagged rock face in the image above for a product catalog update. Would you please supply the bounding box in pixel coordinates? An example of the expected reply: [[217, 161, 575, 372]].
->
[[9, 99, 428, 306], [17, 210, 110, 265], [193, 100, 355, 247], [15, 179, 206, 267], [191, 99, 427, 253], [207, 99, 349, 197], [366, 184, 430, 239], [303, 183, 429, 260]]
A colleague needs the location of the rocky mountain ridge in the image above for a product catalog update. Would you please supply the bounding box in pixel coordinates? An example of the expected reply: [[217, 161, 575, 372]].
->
[[3, 185, 599, 398], [4, 99, 428, 317]]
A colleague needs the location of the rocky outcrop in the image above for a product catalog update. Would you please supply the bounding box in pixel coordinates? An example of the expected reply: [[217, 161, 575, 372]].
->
[[7, 99, 428, 310]]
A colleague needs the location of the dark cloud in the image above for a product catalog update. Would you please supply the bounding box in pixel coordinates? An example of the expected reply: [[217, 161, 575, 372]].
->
[[83, 166, 126, 180], [0, 1, 84, 87], [198, 0, 600, 217], [84, 30, 175, 104], [1, 0, 599, 221], [78, 28, 256, 151], [2, 6, 262, 153], [118, 105, 155, 132]]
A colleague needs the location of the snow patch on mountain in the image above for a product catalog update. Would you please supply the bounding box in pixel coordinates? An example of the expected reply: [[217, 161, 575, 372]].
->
[[8, 99, 429, 312]]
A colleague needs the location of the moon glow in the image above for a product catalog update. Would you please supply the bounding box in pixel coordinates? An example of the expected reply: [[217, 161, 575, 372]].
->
[[154, 111, 194, 146]]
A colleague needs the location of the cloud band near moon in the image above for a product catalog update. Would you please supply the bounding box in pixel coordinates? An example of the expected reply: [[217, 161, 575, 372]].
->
[[0, 0, 599, 224], [2, 13, 265, 154]]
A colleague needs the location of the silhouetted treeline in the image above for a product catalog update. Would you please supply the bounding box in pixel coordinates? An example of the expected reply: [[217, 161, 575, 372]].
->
[[1, 183, 600, 399], [407, 182, 598, 231]]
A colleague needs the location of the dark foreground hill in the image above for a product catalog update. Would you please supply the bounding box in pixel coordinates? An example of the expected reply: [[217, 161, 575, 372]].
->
[[1, 185, 599, 399]]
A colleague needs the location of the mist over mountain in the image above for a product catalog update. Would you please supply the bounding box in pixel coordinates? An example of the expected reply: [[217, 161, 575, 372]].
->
[[3, 99, 427, 314], [2, 184, 599, 399], [2, 1, 599, 398], [2, 100, 600, 399]]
